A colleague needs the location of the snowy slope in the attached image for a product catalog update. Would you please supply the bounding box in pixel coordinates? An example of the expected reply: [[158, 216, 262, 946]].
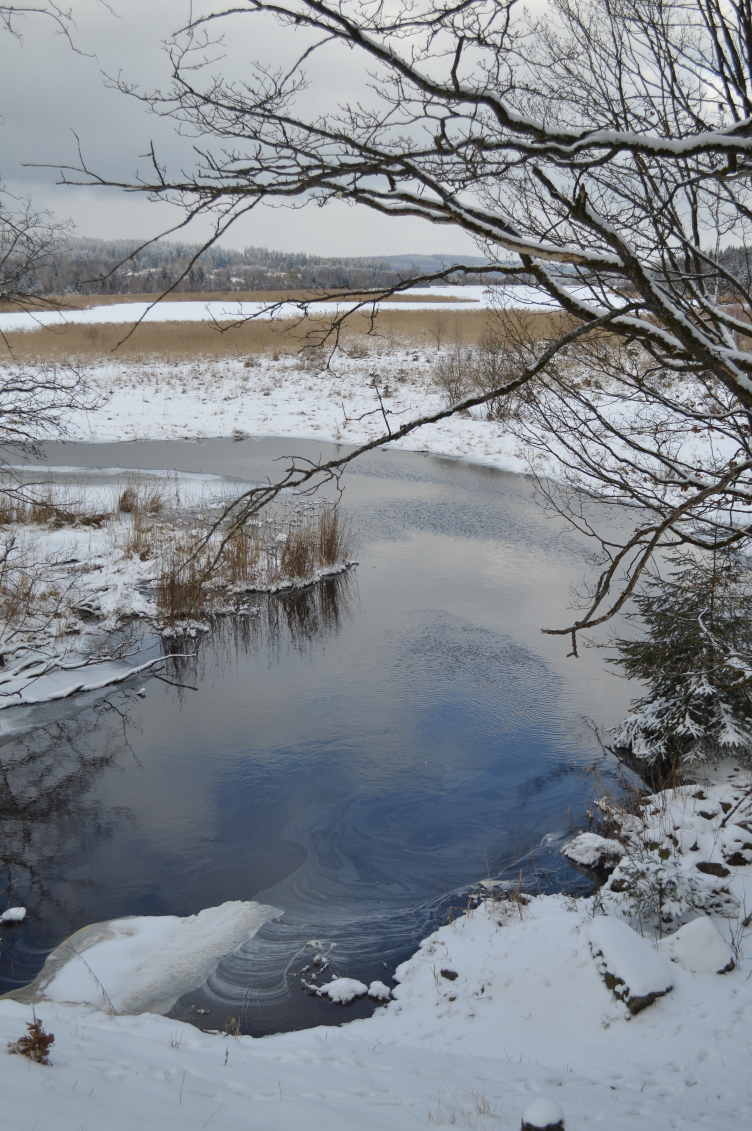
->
[[1, 891, 750, 1130]]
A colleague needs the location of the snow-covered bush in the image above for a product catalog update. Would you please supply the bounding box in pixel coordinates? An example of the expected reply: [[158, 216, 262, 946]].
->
[[609, 551, 752, 772], [433, 342, 474, 406]]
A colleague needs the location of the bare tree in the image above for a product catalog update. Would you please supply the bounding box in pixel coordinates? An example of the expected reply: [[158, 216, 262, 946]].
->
[[0, 3, 73, 39], [0, 3, 102, 455], [56, 0, 752, 644], [0, 191, 73, 314]]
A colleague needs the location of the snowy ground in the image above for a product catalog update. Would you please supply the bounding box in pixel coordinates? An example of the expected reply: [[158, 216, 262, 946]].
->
[[65, 348, 527, 470], [2, 767, 751, 1129], [0, 466, 351, 719]]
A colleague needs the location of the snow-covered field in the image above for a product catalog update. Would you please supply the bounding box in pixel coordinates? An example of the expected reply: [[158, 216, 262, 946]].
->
[[0, 284, 568, 335], [66, 349, 526, 470]]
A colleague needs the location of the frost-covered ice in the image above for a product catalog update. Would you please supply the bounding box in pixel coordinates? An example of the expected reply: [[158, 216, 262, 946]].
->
[[6, 901, 279, 1015]]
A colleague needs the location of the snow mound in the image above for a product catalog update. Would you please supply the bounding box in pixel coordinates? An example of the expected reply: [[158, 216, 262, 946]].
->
[[657, 916, 735, 974], [319, 978, 368, 1004], [522, 1097, 565, 1129], [1, 907, 26, 924], [4, 900, 279, 1015], [561, 833, 623, 871], [367, 980, 392, 1001], [589, 916, 673, 1014]]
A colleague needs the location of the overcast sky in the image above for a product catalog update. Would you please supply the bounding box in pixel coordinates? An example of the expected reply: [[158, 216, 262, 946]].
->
[[0, 0, 480, 257]]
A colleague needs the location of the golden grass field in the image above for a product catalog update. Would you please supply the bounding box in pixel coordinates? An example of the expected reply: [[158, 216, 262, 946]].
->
[[4, 304, 563, 365]]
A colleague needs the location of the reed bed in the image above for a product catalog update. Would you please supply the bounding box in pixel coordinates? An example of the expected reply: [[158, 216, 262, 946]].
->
[[152, 500, 354, 624], [0, 468, 354, 648], [2, 308, 561, 365], [0, 481, 111, 528]]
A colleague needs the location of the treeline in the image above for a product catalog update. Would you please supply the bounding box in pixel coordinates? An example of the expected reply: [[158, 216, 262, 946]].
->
[[22, 237, 411, 296], [716, 245, 752, 290], [15, 237, 503, 296]]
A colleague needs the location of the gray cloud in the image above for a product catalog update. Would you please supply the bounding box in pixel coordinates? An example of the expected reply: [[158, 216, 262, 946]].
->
[[0, 1, 479, 257]]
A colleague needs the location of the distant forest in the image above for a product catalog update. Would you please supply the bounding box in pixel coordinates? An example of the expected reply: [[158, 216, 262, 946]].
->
[[26, 238, 495, 296], [22, 236, 752, 298]]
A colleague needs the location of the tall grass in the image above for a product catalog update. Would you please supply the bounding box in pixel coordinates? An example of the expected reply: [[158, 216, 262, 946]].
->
[[153, 501, 354, 623], [2, 308, 560, 365], [0, 482, 111, 528]]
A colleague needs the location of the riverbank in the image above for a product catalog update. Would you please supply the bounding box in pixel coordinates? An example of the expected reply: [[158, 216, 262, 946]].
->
[[1, 762, 750, 1129], [62, 351, 527, 472], [0, 469, 353, 710]]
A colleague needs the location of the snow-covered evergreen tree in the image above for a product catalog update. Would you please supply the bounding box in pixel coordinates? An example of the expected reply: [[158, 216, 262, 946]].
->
[[610, 551, 752, 771]]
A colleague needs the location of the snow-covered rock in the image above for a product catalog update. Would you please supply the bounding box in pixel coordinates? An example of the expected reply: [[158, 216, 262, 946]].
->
[[561, 832, 624, 872], [657, 916, 735, 975], [588, 916, 673, 1013], [521, 1097, 565, 1129], [318, 978, 368, 1004], [367, 980, 392, 1001], [1, 907, 26, 924]]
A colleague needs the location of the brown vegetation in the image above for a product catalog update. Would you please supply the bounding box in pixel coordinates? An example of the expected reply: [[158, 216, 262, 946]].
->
[[153, 502, 353, 623], [0, 484, 110, 528], [2, 307, 560, 365], [7, 1017, 54, 1065]]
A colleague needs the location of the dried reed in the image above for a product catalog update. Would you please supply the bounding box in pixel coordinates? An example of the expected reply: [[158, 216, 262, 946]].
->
[[153, 501, 353, 623], [2, 308, 561, 365]]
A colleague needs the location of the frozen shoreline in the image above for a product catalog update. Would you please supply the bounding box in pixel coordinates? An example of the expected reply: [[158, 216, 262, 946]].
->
[[2, 732, 750, 1130], [64, 351, 529, 474]]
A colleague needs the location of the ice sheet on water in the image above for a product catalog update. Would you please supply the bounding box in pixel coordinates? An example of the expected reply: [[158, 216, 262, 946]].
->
[[8, 901, 280, 1015]]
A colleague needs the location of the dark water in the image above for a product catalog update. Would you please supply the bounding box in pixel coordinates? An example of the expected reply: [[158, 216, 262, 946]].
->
[[0, 438, 635, 1034]]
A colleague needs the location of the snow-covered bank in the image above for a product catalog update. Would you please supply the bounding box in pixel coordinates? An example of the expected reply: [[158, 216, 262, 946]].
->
[[2, 768, 750, 1129], [64, 351, 527, 472], [0, 469, 353, 716]]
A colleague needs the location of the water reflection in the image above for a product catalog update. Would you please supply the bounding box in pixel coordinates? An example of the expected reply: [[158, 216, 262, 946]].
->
[[0, 574, 358, 996], [0, 699, 138, 984], [167, 571, 357, 680], [0, 438, 635, 1036]]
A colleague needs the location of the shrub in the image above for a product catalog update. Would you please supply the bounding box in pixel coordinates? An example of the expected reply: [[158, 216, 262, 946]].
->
[[609, 549, 752, 773]]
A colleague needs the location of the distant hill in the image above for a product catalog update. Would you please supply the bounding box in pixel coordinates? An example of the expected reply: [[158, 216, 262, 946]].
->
[[21, 237, 505, 297], [379, 252, 494, 274]]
